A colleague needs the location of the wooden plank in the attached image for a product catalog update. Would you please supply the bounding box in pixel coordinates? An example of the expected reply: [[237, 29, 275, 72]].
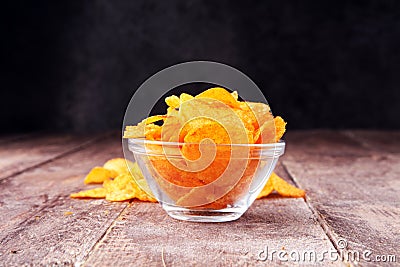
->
[[282, 130, 368, 158], [0, 133, 129, 266], [0, 133, 34, 145], [84, 200, 339, 267], [282, 131, 400, 266], [343, 130, 400, 154], [84, 166, 339, 266], [0, 133, 107, 181]]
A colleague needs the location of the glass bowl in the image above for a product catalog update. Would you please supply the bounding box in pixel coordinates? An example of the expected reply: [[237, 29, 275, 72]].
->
[[127, 138, 285, 222]]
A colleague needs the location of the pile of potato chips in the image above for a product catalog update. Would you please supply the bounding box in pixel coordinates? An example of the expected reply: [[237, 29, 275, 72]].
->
[[70, 158, 304, 201], [123, 87, 287, 144], [71, 87, 305, 203]]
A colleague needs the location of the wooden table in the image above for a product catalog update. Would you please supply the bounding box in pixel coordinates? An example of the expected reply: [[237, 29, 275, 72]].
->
[[0, 131, 399, 266]]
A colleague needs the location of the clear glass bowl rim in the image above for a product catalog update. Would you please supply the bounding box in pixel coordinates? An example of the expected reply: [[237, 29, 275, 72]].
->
[[127, 138, 285, 158]]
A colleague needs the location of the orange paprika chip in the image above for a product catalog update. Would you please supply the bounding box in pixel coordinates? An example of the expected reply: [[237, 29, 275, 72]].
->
[[196, 87, 241, 109]]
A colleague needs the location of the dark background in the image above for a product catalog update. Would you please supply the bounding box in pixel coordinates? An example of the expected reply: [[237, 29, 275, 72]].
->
[[2, 1, 399, 133]]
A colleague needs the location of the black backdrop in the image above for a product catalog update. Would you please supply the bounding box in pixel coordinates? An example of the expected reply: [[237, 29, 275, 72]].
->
[[2, 1, 399, 133]]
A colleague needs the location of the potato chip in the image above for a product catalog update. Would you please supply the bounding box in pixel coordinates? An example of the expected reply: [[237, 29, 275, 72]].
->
[[123, 123, 146, 138], [177, 159, 259, 208], [71, 159, 157, 202], [104, 173, 156, 202], [84, 167, 118, 184], [254, 116, 286, 143], [257, 172, 305, 199], [195, 87, 241, 109], [130, 162, 155, 198], [234, 108, 256, 135], [231, 90, 238, 100], [182, 117, 231, 145], [256, 176, 274, 199], [165, 95, 180, 109], [165, 93, 194, 109], [144, 115, 166, 125], [179, 93, 194, 103], [103, 158, 135, 175], [103, 175, 134, 201], [123, 121, 162, 140], [271, 173, 305, 198], [274, 116, 287, 142], [246, 102, 272, 126], [70, 187, 107, 198], [143, 124, 162, 140]]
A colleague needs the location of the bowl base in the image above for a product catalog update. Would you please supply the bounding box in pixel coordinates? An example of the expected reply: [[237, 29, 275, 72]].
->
[[162, 203, 246, 222]]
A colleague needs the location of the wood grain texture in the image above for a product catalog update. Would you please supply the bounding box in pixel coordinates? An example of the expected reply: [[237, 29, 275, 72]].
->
[[0, 133, 108, 181], [0, 133, 33, 145], [0, 133, 129, 266], [343, 130, 400, 154], [282, 131, 400, 266], [84, 198, 339, 267], [83, 162, 338, 266], [1, 131, 397, 266]]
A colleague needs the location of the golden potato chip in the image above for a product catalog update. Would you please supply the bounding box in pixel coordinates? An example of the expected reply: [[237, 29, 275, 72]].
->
[[71, 160, 157, 202], [246, 102, 272, 126], [165, 95, 180, 108], [274, 116, 287, 142], [104, 173, 156, 202], [271, 173, 305, 198], [254, 116, 286, 143], [123, 121, 163, 140], [257, 172, 305, 199], [84, 167, 118, 184], [231, 90, 238, 100], [103, 175, 134, 201], [256, 176, 274, 199], [180, 98, 251, 143], [165, 93, 194, 109], [123, 123, 146, 138], [234, 108, 256, 135], [143, 124, 162, 140], [179, 93, 194, 103], [103, 158, 135, 175], [254, 119, 275, 143], [195, 87, 241, 109], [130, 162, 155, 198], [144, 115, 166, 124], [70, 187, 107, 198]]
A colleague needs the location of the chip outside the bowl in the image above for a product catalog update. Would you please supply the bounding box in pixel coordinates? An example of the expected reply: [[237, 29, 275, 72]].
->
[[84, 167, 118, 184], [256, 172, 305, 199], [70, 187, 107, 199]]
